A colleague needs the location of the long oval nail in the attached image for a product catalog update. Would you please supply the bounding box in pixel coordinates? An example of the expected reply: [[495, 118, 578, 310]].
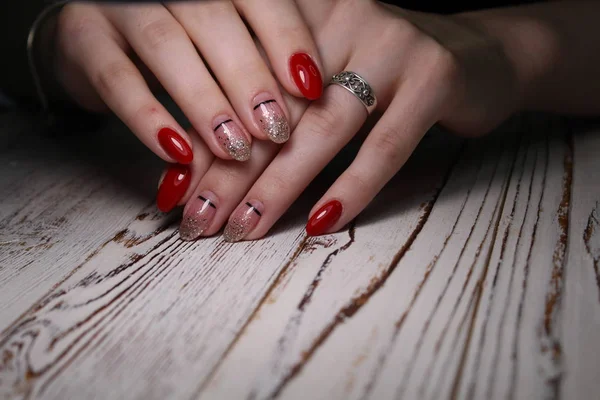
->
[[306, 200, 343, 236], [179, 191, 218, 241], [156, 164, 191, 213], [290, 52, 323, 100], [213, 119, 251, 161], [158, 127, 193, 164], [223, 200, 264, 242], [253, 100, 290, 144]]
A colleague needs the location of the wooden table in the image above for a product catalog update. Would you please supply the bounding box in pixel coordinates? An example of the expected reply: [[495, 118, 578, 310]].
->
[[0, 110, 599, 399]]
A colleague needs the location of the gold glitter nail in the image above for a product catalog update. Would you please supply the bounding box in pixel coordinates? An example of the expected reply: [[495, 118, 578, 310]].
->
[[254, 100, 290, 144], [179, 194, 217, 241], [215, 120, 252, 161], [226, 137, 251, 161], [223, 201, 262, 242]]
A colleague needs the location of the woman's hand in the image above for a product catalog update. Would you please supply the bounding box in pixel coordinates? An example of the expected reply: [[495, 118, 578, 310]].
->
[[178, 0, 521, 241], [52, 0, 324, 178]]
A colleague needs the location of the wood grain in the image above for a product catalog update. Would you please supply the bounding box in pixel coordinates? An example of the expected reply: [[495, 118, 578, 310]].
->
[[0, 111, 599, 400], [562, 120, 600, 399]]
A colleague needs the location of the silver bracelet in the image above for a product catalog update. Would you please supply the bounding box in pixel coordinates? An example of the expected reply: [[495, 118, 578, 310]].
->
[[27, 1, 69, 112]]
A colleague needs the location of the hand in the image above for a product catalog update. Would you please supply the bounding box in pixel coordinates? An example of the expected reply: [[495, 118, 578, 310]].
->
[[177, 0, 520, 241], [52, 0, 324, 182]]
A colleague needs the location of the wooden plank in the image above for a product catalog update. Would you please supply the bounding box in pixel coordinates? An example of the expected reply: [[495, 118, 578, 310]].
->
[[562, 121, 600, 399], [0, 112, 163, 325], [0, 116, 311, 398], [454, 117, 569, 400], [200, 119, 520, 400], [0, 111, 462, 399], [1, 111, 599, 400], [201, 116, 600, 400]]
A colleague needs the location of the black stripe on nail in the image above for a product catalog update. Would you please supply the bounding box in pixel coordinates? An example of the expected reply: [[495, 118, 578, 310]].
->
[[253, 100, 276, 110], [199, 195, 217, 209], [246, 202, 262, 216], [213, 119, 233, 132]]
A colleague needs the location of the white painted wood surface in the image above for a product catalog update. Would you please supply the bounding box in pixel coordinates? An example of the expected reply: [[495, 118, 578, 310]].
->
[[0, 111, 599, 400]]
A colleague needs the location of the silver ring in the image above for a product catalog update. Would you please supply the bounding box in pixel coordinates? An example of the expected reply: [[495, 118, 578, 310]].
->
[[330, 71, 377, 114]]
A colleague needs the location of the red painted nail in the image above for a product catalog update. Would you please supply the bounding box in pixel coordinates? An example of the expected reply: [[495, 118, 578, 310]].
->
[[306, 200, 343, 236], [289, 53, 323, 100], [157, 164, 191, 212], [158, 127, 193, 164]]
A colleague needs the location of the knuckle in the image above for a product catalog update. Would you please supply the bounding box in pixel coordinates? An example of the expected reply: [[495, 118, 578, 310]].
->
[[427, 45, 463, 88], [370, 125, 403, 163], [140, 18, 183, 50], [344, 168, 374, 194], [303, 98, 345, 140], [93, 62, 138, 97], [57, 4, 99, 48], [182, 83, 214, 110], [262, 173, 293, 198], [384, 18, 421, 44], [273, 23, 307, 43], [228, 61, 264, 83], [132, 102, 162, 123]]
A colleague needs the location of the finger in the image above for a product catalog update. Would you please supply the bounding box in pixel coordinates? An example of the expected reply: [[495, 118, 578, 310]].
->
[[306, 90, 438, 235], [63, 15, 194, 165], [105, 4, 253, 161], [156, 127, 215, 212], [307, 41, 459, 235], [221, 82, 369, 242], [55, 3, 119, 113], [179, 140, 280, 240], [166, 1, 291, 145], [177, 77, 308, 240], [234, 0, 324, 101]]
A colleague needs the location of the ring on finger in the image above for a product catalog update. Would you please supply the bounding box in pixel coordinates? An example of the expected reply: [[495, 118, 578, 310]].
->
[[330, 71, 377, 114]]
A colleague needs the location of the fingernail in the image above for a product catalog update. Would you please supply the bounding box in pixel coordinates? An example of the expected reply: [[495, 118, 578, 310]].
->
[[306, 200, 343, 236], [156, 164, 191, 213], [179, 191, 218, 241], [253, 100, 290, 144], [290, 52, 323, 100], [223, 200, 264, 242], [158, 127, 193, 164], [213, 119, 251, 161]]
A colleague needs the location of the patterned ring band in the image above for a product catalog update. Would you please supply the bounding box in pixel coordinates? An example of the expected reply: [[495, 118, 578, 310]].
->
[[330, 71, 377, 114]]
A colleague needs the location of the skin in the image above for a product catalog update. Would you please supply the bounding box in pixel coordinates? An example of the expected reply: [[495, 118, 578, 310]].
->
[[52, 0, 323, 163], [50, 0, 600, 241], [180, 0, 600, 241]]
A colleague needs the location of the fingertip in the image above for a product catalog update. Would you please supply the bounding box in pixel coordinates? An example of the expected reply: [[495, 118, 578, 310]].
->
[[157, 127, 194, 165], [252, 96, 290, 144], [289, 52, 324, 101], [305, 199, 343, 236], [156, 164, 192, 213], [223, 199, 264, 242], [179, 190, 219, 241], [212, 117, 253, 161]]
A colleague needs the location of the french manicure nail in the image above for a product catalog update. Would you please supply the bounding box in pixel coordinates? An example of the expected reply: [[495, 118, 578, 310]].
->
[[253, 100, 290, 144], [223, 200, 264, 242], [179, 191, 218, 241], [158, 127, 193, 164], [214, 119, 251, 161], [290, 52, 323, 100], [156, 164, 191, 213], [306, 200, 343, 236]]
